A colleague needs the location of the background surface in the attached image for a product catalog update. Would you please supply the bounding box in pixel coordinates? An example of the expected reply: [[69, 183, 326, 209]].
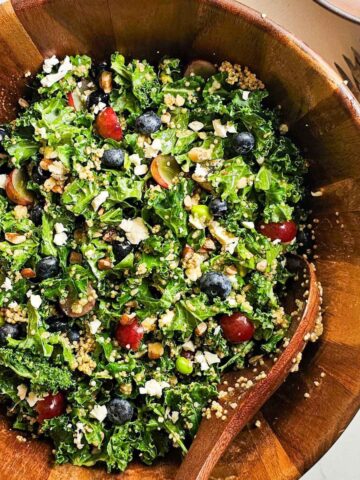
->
[[240, 2, 360, 479]]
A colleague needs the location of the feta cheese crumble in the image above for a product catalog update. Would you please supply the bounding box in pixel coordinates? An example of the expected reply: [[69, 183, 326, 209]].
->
[[139, 379, 170, 398], [119, 217, 149, 245], [89, 404, 108, 422], [92, 191, 109, 211]]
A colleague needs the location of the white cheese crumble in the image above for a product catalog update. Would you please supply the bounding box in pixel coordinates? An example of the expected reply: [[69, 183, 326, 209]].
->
[[17, 384, 28, 400], [43, 55, 59, 73], [204, 351, 221, 365], [91, 191, 109, 211], [0, 174, 7, 189], [89, 319, 101, 335], [158, 310, 175, 329], [256, 260, 268, 272], [134, 164, 148, 176], [170, 411, 179, 423], [188, 121, 204, 132], [93, 101, 106, 115], [119, 217, 149, 245], [242, 90, 250, 100], [144, 138, 162, 158], [182, 340, 195, 352], [54, 222, 65, 234], [30, 294, 42, 309], [1, 277, 12, 291], [41, 56, 73, 88], [139, 379, 170, 398], [54, 231, 68, 246], [194, 351, 209, 371], [89, 404, 108, 422]]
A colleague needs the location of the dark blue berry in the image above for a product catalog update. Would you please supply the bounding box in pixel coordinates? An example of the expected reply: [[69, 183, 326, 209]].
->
[[199, 271, 232, 300], [113, 240, 133, 262], [101, 149, 125, 169], [86, 90, 109, 110], [233, 132, 255, 155], [32, 165, 50, 184], [106, 398, 134, 425], [135, 111, 161, 135], [68, 327, 81, 343], [30, 204, 43, 226], [209, 198, 228, 218], [36, 256, 59, 280], [0, 323, 21, 344], [90, 61, 109, 81], [47, 316, 68, 333]]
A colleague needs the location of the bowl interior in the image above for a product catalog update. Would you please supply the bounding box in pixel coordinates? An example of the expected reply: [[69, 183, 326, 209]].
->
[[0, 0, 360, 479]]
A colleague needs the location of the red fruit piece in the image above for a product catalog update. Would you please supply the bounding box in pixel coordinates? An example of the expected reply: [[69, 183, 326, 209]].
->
[[115, 317, 144, 351], [67, 91, 82, 111], [5, 168, 34, 206], [220, 312, 255, 343], [36, 392, 66, 423], [95, 106, 122, 141], [257, 220, 297, 243]]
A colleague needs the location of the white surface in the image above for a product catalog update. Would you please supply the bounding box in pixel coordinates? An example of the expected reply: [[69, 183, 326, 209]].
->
[[238, 4, 360, 480]]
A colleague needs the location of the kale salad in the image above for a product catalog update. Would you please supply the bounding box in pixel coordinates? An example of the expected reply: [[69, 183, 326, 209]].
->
[[0, 53, 308, 471]]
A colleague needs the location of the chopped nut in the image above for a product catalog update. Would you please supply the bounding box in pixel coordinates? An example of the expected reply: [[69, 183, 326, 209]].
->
[[195, 322, 207, 336], [225, 265, 238, 276], [51, 184, 64, 194], [20, 268, 36, 279], [188, 147, 212, 163], [99, 71, 113, 93], [148, 342, 164, 360], [120, 383, 132, 395], [103, 228, 118, 243], [97, 257, 112, 270], [181, 244, 195, 260], [39, 158, 53, 170], [18, 98, 29, 109], [69, 251, 83, 264], [74, 229, 87, 244], [5, 232, 27, 244]]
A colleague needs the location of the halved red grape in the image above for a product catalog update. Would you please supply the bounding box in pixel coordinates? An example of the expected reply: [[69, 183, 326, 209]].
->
[[36, 392, 66, 423], [220, 312, 255, 343], [5, 168, 34, 206], [95, 106, 123, 141], [257, 220, 297, 243], [150, 155, 181, 189]]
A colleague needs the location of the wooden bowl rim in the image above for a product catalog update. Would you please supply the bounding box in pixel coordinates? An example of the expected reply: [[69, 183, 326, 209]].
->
[[3, 0, 360, 477]]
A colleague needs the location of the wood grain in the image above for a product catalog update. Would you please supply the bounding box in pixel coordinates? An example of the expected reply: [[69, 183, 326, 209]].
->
[[0, 0, 359, 479]]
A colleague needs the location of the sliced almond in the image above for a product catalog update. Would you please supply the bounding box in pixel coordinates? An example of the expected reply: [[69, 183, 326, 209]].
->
[[5, 232, 27, 244]]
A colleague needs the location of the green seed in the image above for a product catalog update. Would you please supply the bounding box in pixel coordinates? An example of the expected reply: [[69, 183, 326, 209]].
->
[[175, 356, 193, 375]]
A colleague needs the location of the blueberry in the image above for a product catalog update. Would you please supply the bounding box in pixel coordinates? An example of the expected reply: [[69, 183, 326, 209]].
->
[[90, 61, 109, 81], [0, 323, 21, 344], [68, 327, 81, 343], [32, 165, 50, 184], [209, 198, 228, 218], [106, 398, 134, 425], [30, 204, 43, 226], [101, 149, 125, 169], [86, 90, 109, 110], [199, 271, 232, 300], [47, 316, 68, 333], [113, 240, 133, 262], [36, 256, 59, 280], [233, 132, 255, 155], [135, 111, 161, 135]]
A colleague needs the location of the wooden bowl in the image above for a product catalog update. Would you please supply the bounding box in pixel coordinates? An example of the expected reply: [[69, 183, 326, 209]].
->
[[1, 0, 359, 478]]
